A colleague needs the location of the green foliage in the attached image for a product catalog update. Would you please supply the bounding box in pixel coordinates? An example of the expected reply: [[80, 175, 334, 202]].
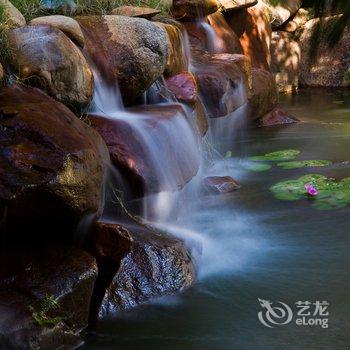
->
[[277, 160, 332, 169], [270, 174, 350, 210], [28, 294, 63, 327], [242, 162, 272, 172], [249, 149, 301, 162]]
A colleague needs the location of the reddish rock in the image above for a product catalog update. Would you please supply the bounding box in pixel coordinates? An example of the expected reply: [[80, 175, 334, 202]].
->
[[171, 0, 219, 21], [192, 52, 252, 118], [166, 72, 197, 104], [0, 85, 109, 240], [203, 176, 240, 194], [100, 222, 196, 314], [87, 104, 200, 195], [218, 0, 257, 11], [111, 6, 161, 19], [257, 107, 299, 127], [227, 6, 272, 70], [247, 68, 278, 121]]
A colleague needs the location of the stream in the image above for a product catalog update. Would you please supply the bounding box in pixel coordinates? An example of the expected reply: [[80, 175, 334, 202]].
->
[[83, 89, 350, 350]]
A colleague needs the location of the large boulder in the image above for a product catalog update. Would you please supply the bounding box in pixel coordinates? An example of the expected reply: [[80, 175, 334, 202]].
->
[[271, 31, 301, 93], [171, 0, 219, 21], [0, 85, 109, 240], [192, 52, 252, 118], [77, 15, 168, 105], [111, 6, 161, 19], [299, 17, 350, 87], [7, 25, 93, 107], [247, 68, 278, 120], [0, 246, 97, 349], [87, 104, 200, 196], [99, 222, 196, 314], [227, 6, 272, 70], [0, 0, 25, 29], [29, 15, 85, 47]]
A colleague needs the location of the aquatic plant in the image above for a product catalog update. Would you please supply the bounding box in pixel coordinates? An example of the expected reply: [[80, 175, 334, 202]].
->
[[276, 160, 332, 169], [241, 162, 272, 172], [270, 174, 350, 210], [249, 149, 301, 162]]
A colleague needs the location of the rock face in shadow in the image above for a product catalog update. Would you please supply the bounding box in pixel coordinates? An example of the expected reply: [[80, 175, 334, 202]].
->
[[87, 104, 200, 196], [171, 0, 219, 21], [99, 222, 196, 315], [7, 25, 93, 107], [192, 52, 251, 118], [299, 16, 350, 87], [0, 246, 97, 349], [0, 85, 109, 241], [77, 15, 168, 105], [247, 68, 278, 121]]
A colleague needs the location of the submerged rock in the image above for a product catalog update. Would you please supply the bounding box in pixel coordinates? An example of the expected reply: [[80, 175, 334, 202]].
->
[[193, 52, 251, 118], [203, 176, 240, 194], [99, 222, 196, 314], [171, 0, 219, 21], [299, 16, 350, 87], [111, 6, 161, 19], [87, 104, 200, 196], [7, 25, 93, 107], [257, 107, 299, 127], [271, 31, 301, 93], [0, 85, 109, 240], [0, 246, 97, 349], [77, 15, 168, 105], [247, 68, 278, 120], [29, 15, 85, 47], [0, 0, 25, 29]]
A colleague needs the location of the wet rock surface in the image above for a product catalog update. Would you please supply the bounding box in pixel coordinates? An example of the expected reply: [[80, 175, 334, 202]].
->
[[8, 25, 93, 107], [171, 0, 219, 21], [111, 6, 161, 19], [0, 85, 109, 240], [0, 246, 97, 349], [203, 176, 240, 194], [78, 15, 168, 104], [218, 0, 257, 11], [257, 107, 299, 127], [100, 222, 196, 315]]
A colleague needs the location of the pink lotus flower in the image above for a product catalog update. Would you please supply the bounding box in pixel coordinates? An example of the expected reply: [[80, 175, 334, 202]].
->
[[304, 183, 318, 196]]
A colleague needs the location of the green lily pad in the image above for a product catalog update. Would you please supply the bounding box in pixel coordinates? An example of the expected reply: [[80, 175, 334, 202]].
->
[[241, 162, 272, 172], [249, 149, 301, 162], [270, 174, 350, 210], [277, 160, 332, 170]]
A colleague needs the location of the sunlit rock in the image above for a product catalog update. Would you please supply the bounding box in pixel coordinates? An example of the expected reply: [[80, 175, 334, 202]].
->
[[192, 52, 252, 118], [171, 0, 219, 21], [77, 15, 168, 105], [0, 0, 25, 29], [99, 222, 196, 315], [0, 246, 97, 348], [247, 68, 278, 120], [279, 8, 309, 33], [203, 176, 240, 194], [227, 6, 272, 70], [7, 25, 93, 107], [111, 6, 161, 19], [271, 31, 301, 93], [299, 16, 350, 87], [218, 0, 257, 11], [257, 107, 299, 127], [29, 15, 85, 47], [0, 85, 109, 239], [0, 63, 4, 84], [87, 104, 200, 196]]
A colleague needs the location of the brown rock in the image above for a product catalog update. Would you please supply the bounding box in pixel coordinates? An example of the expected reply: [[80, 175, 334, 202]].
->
[[166, 71, 197, 104], [193, 52, 252, 118], [299, 16, 350, 87], [248, 68, 278, 120], [203, 176, 240, 194], [87, 104, 200, 195], [111, 6, 161, 19], [171, 0, 219, 21], [0, 0, 25, 29], [100, 222, 196, 314], [279, 8, 309, 33], [257, 107, 299, 127], [0, 63, 4, 84], [218, 0, 257, 11], [0, 246, 97, 349], [155, 21, 189, 76], [8, 25, 93, 106], [0, 85, 109, 239], [78, 15, 168, 104], [271, 31, 301, 93], [29, 15, 85, 48]]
